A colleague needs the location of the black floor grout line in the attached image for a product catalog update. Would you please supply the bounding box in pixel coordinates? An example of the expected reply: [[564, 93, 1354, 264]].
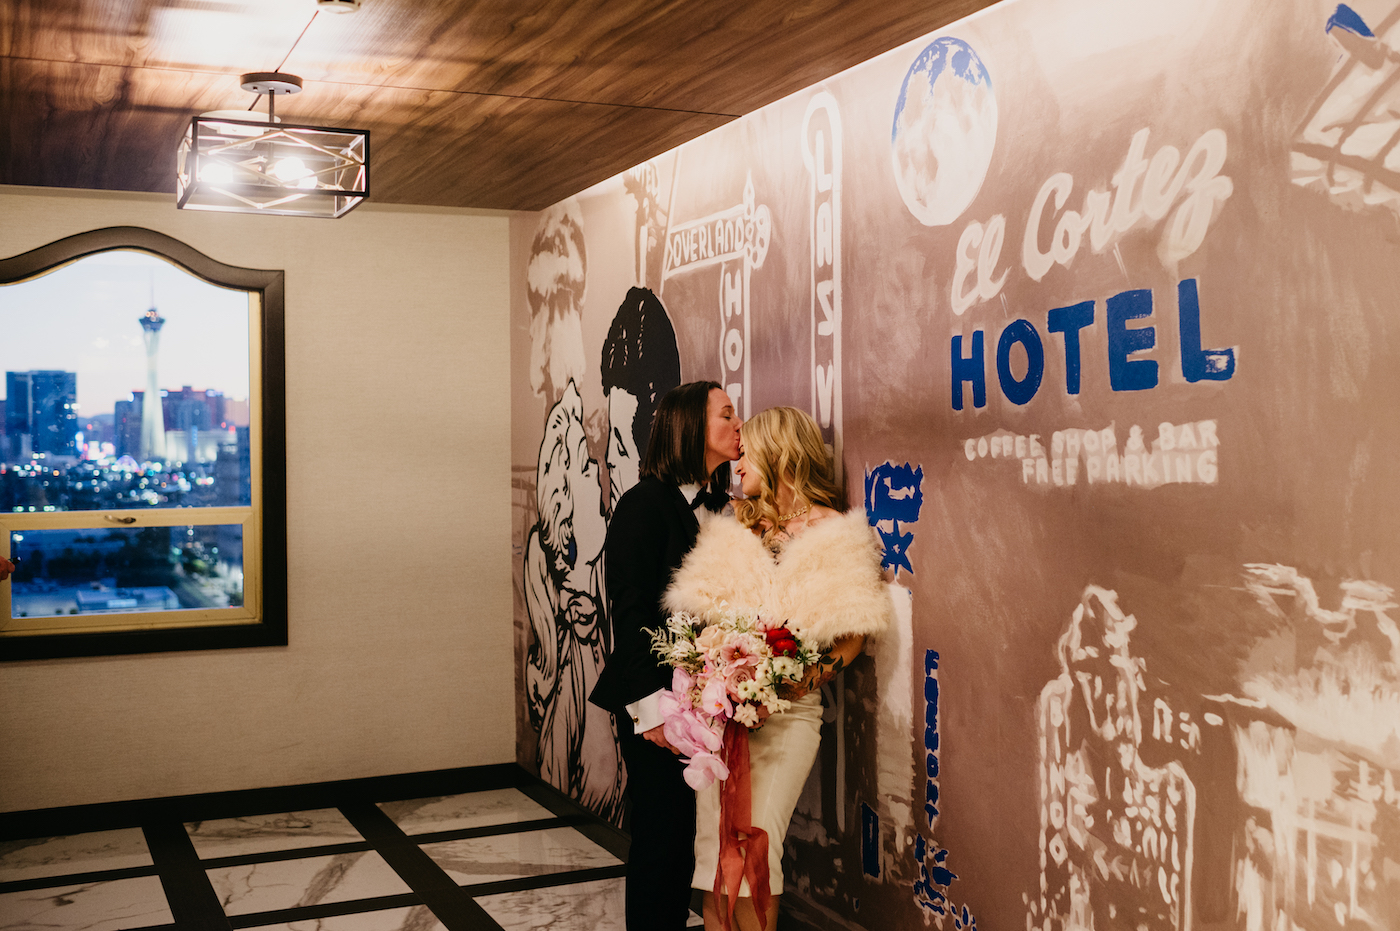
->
[[190, 815, 589, 870], [142, 815, 234, 931], [0, 763, 526, 842], [406, 815, 579, 845], [0, 863, 160, 894], [455, 862, 628, 898], [514, 782, 630, 862], [197, 839, 374, 870], [339, 801, 505, 931], [224, 891, 422, 929]]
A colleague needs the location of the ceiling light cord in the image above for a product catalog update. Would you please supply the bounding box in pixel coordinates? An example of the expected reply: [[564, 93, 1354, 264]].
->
[[274, 10, 318, 74], [249, 10, 319, 110]]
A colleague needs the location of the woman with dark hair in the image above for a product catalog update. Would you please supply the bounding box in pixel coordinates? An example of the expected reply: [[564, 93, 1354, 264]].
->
[[664, 406, 893, 931], [591, 380, 742, 931]]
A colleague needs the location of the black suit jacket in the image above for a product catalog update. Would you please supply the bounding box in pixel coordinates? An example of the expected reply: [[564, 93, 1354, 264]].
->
[[590, 478, 702, 717]]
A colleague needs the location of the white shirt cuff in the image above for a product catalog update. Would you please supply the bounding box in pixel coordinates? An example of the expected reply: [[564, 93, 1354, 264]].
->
[[625, 689, 667, 734]]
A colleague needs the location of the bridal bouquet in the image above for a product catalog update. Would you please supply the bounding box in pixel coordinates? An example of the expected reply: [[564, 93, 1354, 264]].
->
[[650, 608, 819, 790]]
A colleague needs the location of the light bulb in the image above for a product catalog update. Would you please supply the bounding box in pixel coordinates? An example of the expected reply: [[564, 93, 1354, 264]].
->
[[271, 156, 311, 183], [200, 160, 234, 184]]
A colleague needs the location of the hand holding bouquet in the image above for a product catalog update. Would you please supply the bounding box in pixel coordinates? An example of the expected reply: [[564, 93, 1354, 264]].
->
[[650, 607, 819, 790]]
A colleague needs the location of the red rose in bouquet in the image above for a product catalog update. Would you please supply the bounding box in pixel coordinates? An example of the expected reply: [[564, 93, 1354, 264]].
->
[[764, 627, 799, 658]]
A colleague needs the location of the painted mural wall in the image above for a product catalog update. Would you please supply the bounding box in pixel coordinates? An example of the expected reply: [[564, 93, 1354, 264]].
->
[[508, 0, 1400, 927]]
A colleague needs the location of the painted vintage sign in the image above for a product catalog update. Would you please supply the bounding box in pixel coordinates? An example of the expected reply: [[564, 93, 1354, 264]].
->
[[509, 0, 1400, 927]]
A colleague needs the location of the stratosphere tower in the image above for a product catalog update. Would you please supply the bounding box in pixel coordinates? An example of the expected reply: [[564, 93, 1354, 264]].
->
[[138, 307, 166, 461]]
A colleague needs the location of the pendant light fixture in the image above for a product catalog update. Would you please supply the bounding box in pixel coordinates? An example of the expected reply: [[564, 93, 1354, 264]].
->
[[176, 72, 369, 218]]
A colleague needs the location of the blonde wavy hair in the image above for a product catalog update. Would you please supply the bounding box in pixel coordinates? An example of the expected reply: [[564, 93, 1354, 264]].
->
[[734, 406, 846, 533]]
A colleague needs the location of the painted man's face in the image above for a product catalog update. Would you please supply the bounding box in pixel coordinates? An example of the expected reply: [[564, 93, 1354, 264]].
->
[[606, 388, 641, 510]]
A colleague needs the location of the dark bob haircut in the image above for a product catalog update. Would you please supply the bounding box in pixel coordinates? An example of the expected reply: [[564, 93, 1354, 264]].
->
[[640, 380, 732, 491]]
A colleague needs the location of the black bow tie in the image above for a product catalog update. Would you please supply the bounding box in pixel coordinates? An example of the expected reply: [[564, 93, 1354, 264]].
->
[[689, 486, 729, 513]]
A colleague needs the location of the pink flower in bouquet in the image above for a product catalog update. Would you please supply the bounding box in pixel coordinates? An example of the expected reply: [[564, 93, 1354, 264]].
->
[[657, 690, 690, 745], [670, 665, 696, 698], [722, 661, 757, 694], [700, 674, 733, 718], [718, 636, 763, 672], [662, 712, 701, 756], [658, 688, 682, 721], [683, 749, 731, 791], [660, 700, 722, 758], [695, 624, 726, 651]]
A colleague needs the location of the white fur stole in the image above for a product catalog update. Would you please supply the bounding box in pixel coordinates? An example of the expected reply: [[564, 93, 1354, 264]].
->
[[663, 509, 893, 647]]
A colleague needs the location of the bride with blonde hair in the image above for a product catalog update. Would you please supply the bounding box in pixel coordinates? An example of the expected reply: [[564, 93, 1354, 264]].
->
[[665, 406, 894, 931]]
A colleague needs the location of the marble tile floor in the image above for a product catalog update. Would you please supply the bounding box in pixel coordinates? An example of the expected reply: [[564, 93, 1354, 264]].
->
[[0, 767, 636, 931]]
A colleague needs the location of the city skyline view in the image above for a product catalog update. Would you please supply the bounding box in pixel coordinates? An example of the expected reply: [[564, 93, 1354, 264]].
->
[[3, 249, 255, 619], [0, 249, 251, 420]]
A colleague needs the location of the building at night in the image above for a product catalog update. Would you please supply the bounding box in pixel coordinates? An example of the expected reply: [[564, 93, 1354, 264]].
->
[[3, 369, 78, 461]]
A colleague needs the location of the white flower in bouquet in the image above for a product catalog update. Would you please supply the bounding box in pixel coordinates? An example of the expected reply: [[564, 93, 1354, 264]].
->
[[770, 656, 802, 679]]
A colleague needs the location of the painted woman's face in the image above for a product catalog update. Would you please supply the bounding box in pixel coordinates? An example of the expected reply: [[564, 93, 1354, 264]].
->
[[537, 384, 604, 571], [565, 411, 606, 567], [703, 388, 742, 473]]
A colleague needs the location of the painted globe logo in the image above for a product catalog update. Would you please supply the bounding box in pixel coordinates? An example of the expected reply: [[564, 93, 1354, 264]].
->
[[891, 37, 997, 227]]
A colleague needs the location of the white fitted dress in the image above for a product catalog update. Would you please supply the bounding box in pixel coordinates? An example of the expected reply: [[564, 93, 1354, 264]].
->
[[691, 690, 824, 894]]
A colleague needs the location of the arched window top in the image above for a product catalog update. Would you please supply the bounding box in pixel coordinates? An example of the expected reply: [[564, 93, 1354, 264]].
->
[[0, 227, 284, 296]]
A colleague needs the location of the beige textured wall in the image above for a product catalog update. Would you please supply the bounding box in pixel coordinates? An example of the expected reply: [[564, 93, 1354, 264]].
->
[[0, 185, 516, 812]]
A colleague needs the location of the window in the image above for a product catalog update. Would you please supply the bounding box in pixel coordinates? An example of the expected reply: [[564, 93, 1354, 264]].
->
[[0, 227, 286, 659]]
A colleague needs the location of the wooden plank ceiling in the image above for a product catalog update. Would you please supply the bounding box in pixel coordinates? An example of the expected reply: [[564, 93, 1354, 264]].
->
[[0, 0, 997, 211]]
